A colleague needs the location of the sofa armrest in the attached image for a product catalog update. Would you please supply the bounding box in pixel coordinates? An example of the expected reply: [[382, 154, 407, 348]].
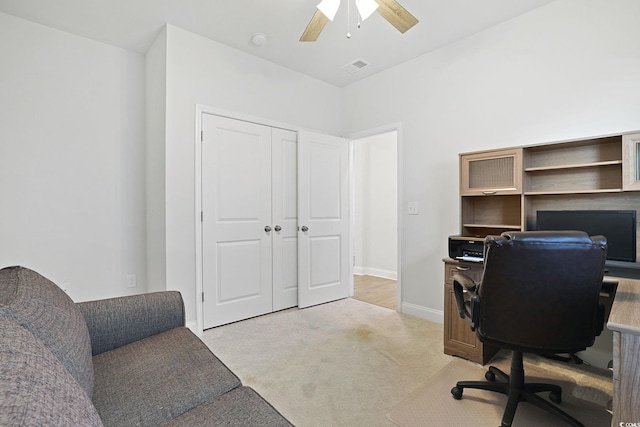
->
[[76, 291, 185, 356]]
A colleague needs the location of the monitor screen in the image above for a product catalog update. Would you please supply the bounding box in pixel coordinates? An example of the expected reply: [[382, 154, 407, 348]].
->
[[536, 210, 637, 263]]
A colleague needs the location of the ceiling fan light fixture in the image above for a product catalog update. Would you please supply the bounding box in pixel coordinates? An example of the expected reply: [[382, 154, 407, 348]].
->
[[316, 0, 341, 21], [301, 0, 418, 42], [355, 0, 378, 21]]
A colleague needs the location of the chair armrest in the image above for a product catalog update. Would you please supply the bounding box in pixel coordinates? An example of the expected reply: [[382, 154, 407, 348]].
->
[[76, 291, 185, 356], [452, 273, 480, 331]]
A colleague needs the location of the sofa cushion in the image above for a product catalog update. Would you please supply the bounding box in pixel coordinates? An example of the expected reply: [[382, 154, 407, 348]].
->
[[163, 386, 293, 427], [0, 266, 95, 399], [92, 327, 242, 427], [0, 318, 103, 427]]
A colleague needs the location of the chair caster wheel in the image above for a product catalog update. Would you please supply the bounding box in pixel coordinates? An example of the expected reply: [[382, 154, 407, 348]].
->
[[485, 370, 496, 382], [549, 390, 562, 404], [451, 386, 463, 400]]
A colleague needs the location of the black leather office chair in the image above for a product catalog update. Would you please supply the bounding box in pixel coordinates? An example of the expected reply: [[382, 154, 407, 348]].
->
[[451, 231, 607, 427]]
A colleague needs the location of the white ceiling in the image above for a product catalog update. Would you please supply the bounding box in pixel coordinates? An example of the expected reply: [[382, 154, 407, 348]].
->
[[0, 0, 555, 87]]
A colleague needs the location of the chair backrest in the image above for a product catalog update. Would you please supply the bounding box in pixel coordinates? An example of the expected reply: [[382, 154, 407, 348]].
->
[[477, 231, 607, 354]]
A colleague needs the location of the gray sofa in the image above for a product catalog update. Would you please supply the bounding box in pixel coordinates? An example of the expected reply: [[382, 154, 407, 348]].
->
[[0, 266, 293, 427]]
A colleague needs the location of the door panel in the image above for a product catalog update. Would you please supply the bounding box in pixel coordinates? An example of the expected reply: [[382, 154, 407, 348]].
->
[[309, 235, 342, 287], [216, 135, 263, 220], [217, 240, 262, 302], [298, 131, 350, 308], [202, 114, 273, 328], [310, 143, 342, 219], [272, 128, 298, 311]]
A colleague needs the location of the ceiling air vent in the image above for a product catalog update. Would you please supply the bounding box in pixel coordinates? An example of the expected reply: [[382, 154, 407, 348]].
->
[[341, 59, 370, 74]]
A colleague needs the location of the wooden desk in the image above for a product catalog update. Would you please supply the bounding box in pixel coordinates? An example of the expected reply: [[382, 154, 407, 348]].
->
[[442, 258, 499, 365], [443, 258, 640, 423], [607, 277, 640, 426]]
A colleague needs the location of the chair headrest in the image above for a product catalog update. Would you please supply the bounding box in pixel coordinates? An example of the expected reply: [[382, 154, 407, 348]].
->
[[487, 231, 606, 247]]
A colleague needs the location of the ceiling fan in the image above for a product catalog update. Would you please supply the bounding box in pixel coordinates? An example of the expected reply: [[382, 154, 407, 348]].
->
[[300, 0, 419, 42]]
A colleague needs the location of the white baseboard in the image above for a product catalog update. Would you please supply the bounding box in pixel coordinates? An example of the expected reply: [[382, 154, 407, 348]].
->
[[353, 266, 397, 280], [186, 321, 198, 335], [401, 302, 443, 324]]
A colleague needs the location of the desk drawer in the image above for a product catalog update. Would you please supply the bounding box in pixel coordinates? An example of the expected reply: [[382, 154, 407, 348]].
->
[[445, 262, 483, 285]]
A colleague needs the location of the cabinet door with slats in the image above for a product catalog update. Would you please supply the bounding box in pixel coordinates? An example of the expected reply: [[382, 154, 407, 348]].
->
[[460, 148, 522, 196]]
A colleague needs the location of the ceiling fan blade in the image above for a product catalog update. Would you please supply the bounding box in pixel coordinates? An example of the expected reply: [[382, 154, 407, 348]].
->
[[300, 9, 330, 42], [375, 0, 419, 34]]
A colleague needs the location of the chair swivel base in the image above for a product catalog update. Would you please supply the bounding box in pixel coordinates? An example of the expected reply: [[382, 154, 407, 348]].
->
[[450, 352, 584, 427]]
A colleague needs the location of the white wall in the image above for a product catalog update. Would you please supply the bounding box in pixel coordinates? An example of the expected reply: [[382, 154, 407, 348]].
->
[[342, 0, 640, 321], [145, 27, 167, 293], [353, 131, 398, 279], [0, 12, 147, 302], [156, 25, 343, 326], [3, 0, 640, 328]]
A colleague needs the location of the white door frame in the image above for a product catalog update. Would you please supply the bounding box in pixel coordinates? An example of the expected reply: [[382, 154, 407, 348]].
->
[[345, 123, 403, 312], [195, 105, 302, 335], [194, 104, 341, 335]]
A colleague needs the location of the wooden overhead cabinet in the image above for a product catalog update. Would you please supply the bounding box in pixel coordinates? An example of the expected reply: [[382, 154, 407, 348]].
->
[[459, 148, 523, 237], [623, 132, 640, 191], [460, 148, 522, 196]]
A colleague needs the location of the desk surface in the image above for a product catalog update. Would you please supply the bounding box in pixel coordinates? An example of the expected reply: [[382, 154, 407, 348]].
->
[[607, 277, 640, 336]]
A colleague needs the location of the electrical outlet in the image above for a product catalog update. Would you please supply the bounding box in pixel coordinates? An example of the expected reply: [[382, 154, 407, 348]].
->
[[127, 274, 137, 288], [407, 201, 420, 215]]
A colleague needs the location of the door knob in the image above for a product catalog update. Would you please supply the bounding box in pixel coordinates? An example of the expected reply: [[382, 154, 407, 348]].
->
[[264, 225, 272, 232], [301, 226, 309, 232], [274, 225, 282, 232]]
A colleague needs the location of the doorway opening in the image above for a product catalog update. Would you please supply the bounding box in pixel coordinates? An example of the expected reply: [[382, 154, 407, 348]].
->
[[351, 130, 399, 310]]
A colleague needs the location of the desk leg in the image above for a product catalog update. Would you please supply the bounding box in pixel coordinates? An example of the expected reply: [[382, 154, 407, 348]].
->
[[612, 331, 640, 426]]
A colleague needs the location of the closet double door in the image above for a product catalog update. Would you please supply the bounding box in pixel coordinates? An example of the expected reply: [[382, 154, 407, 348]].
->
[[201, 115, 298, 328]]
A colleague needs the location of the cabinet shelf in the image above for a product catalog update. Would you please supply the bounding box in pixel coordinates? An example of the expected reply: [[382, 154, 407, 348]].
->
[[525, 162, 622, 194], [525, 188, 623, 196], [461, 194, 522, 237], [525, 160, 622, 172], [463, 223, 521, 230], [524, 136, 622, 171]]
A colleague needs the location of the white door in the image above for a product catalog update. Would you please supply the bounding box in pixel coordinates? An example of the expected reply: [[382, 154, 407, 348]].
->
[[202, 114, 273, 328], [272, 128, 298, 311], [297, 131, 351, 308]]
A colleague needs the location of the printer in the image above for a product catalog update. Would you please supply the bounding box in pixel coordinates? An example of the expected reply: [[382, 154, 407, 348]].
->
[[448, 235, 485, 262]]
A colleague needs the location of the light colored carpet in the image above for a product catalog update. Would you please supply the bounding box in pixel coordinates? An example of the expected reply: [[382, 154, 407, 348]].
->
[[201, 298, 613, 427], [202, 298, 450, 427], [388, 354, 613, 427]]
